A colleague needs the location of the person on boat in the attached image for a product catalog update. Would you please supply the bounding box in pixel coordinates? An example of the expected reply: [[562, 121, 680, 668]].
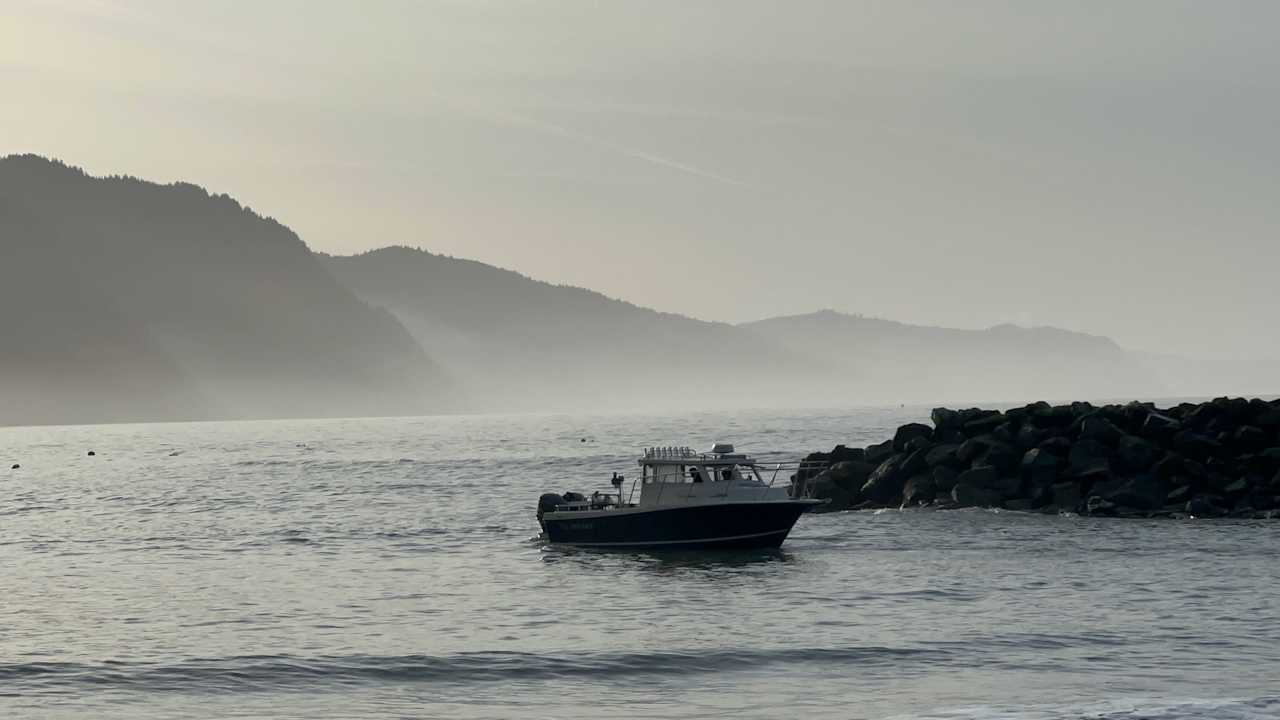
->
[[690, 467, 703, 483]]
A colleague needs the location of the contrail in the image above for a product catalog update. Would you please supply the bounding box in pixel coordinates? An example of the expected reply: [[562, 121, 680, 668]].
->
[[439, 95, 748, 187]]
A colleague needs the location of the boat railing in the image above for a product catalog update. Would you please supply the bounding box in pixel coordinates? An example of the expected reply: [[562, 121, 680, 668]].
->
[[549, 458, 833, 511]]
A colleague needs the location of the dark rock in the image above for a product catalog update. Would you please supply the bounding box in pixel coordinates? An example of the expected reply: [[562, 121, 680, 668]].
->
[[952, 465, 1021, 498], [893, 423, 933, 451], [1021, 448, 1062, 484], [1015, 424, 1047, 451], [1185, 403, 1221, 431], [1030, 404, 1075, 429], [991, 423, 1017, 445], [957, 437, 994, 465], [904, 435, 934, 453], [1254, 407, 1280, 429], [1068, 438, 1111, 471], [1052, 482, 1082, 511], [861, 455, 909, 504], [1187, 496, 1227, 517], [1085, 495, 1117, 515], [1140, 412, 1183, 443], [954, 465, 998, 491], [1153, 453, 1186, 481], [828, 445, 866, 464], [902, 448, 931, 478], [1232, 426, 1269, 453], [930, 407, 960, 433], [87, 450, 96, 456], [1102, 474, 1166, 510], [1037, 436, 1072, 457], [963, 412, 1006, 436], [1004, 406, 1031, 427], [1222, 478, 1250, 498], [932, 466, 960, 493], [1166, 483, 1193, 504], [901, 473, 937, 506], [976, 444, 1021, 475], [865, 440, 895, 465], [1173, 431, 1222, 462], [1079, 416, 1124, 445], [1259, 447, 1280, 468], [827, 461, 877, 494], [951, 483, 1002, 508], [1116, 435, 1161, 473], [924, 443, 962, 469]]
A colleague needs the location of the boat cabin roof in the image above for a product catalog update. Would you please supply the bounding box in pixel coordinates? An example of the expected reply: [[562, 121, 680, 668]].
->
[[639, 445, 754, 467]]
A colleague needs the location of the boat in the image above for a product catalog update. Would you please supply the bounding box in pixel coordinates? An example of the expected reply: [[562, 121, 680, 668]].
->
[[536, 443, 826, 550]]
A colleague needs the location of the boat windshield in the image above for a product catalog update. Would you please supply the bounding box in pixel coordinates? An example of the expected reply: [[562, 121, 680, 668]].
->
[[644, 463, 762, 484]]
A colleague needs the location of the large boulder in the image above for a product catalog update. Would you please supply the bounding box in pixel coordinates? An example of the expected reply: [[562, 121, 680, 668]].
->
[[1030, 404, 1076, 430], [901, 448, 931, 477], [1079, 416, 1125, 446], [957, 436, 995, 465], [1153, 453, 1186, 481], [893, 423, 933, 452], [864, 439, 896, 465], [954, 465, 1021, 498], [1187, 495, 1228, 517], [925, 443, 962, 469], [1101, 474, 1166, 510], [826, 461, 877, 494], [1085, 496, 1118, 516], [1116, 435, 1161, 473], [1015, 424, 1048, 451], [1051, 482, 1083, 511], [951, 483, 1002, 508], [1173, 431, 1222, 462], [1232, 426, 1269, 454], [1254, 406, 1280, 429], [963, 412, 1006, 437], [932, 466, 960, 493], [1070, 435, 1111, 479], [954, 465, 999, 490], [802, 471, 857, 511], [1141, 412, 1183, 443], [861, 455, 909, 504], [901, 473, 937, 507], [1021, 448, 1062, 485], [827, 445, 866, 463], [930, 407, 961, 434], [976, 444, 1021, 475], [1037, 436, 1073, 457], [1165, 483, 1194, 505]]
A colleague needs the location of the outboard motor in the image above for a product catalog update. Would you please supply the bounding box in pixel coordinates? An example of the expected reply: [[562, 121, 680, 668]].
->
[[537, 493, 565, 523]]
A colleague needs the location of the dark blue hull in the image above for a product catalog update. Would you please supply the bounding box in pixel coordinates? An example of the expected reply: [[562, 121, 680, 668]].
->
[[540, 501, 814, 549]]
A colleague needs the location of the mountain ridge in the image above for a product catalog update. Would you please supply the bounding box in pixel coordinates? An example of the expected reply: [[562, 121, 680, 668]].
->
[[1, 154, 1179, 423]]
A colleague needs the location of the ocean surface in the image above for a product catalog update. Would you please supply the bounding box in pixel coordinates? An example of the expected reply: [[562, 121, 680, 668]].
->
[[1, 407, 1278, 720]]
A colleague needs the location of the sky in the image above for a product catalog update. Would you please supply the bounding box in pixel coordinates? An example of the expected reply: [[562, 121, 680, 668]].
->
[[3, 1, 1278, 358]]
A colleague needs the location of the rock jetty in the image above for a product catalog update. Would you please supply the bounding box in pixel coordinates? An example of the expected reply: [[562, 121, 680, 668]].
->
[[796, 397, 1280, 518]]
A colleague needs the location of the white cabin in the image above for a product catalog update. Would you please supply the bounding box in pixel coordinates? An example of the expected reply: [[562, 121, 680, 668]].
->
[[635, 444, 792, 507]]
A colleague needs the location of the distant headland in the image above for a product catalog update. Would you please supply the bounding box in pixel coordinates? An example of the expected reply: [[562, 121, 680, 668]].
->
[[798, 396, 1280, 519]]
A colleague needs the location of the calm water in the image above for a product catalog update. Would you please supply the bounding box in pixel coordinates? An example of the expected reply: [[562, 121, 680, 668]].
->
[[1, 408, 1277, 719]]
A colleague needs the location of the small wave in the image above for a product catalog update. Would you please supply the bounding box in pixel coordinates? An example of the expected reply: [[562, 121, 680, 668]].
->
[[889, 695, 1280, 720], [0, 645, 942, 695]]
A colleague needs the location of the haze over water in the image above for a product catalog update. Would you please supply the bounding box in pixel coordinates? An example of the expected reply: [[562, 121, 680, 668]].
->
[[3, 408, 1277, 719]]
